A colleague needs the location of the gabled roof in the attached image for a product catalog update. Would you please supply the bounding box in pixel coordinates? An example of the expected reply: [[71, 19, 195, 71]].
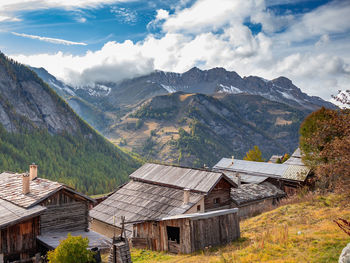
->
[[129, 163, 235, 193], [0, 198, 46, 229], [90, 180, 203, 229], [0, 172, 94, 208], [230, 182, 286, 206], [213, 158, 310, 182], [284, 148, 305, 166]]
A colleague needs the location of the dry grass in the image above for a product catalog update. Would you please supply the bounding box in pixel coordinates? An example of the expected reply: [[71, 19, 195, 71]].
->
[[131, 192, 350, 263]]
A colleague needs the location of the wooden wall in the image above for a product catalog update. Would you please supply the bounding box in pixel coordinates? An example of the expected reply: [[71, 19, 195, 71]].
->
[[190, 213, 240, 252], [204, 178, 232, 211], [0, 217, 40, 262], [132, 212, 240, 254], [232, 198, 278, 219], [40, 189, 89, 233]]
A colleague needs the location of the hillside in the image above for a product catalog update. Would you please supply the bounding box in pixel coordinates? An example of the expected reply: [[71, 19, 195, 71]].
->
[[129, 192, 350, 263], [109, 92, 308, 167], [0, 52, 140, 194]]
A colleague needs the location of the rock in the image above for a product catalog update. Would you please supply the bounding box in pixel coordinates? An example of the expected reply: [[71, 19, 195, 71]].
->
[[339, 243, 350, 263]]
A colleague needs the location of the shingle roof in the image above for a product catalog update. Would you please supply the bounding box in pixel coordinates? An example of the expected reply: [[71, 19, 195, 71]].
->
[[230, 182, 286, 206], [129, 163, 235, 193], [0, 198, 46, 229], [213, 158, 310, 182], [0, 172, 94, 208], [89, 180, 203, 229]]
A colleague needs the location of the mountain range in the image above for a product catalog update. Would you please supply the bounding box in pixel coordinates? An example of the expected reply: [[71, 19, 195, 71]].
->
[[30, 66, 335, 167]]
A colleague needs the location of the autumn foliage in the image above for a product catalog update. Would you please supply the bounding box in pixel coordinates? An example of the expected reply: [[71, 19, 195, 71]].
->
[[299, 107, 350, 190]]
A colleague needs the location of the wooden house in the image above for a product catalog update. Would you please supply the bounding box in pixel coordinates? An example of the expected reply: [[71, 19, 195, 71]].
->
[[132, 208, 240, 254], [0, 199, 45, 262], [0, 165, 111, 262], [90, 163, 237, 239], [213, 151, 311, 195]]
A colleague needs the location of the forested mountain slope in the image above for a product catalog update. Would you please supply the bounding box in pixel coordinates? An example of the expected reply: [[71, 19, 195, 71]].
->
[[110, 92, 308, 167], [0, 52, 140, 194]]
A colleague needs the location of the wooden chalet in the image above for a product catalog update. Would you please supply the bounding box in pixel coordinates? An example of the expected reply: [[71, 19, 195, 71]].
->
[[90, 163, 237, 241], [0, 164, 111, 262], [213, 150, 311, 195], [132, 208, 240, 254]]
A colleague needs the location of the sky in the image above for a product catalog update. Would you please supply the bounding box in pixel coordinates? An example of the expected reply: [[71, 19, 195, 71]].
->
[[0, 0, 349, 100]]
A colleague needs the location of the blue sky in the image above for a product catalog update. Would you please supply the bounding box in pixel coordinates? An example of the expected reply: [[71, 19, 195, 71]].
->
[[0, 0, 349, 100]]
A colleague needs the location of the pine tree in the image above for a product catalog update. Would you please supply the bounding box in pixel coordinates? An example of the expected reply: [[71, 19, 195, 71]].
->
[[243, 146, 264, 162]]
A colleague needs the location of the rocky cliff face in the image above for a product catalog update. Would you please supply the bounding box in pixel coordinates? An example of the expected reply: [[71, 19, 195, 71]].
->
[[0, 55, 82, 134]]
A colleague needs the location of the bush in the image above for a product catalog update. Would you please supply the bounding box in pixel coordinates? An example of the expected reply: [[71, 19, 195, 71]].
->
[[47, 234, 95, 263]]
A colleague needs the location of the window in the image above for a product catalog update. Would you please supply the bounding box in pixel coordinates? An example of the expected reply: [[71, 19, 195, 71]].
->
[[166, 226, 180, 244], [214, 198, 221, 204], [197, 205, 201, 211]]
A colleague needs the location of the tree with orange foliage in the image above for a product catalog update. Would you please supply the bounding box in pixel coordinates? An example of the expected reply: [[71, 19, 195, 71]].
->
[[299, 107, 350, 190]]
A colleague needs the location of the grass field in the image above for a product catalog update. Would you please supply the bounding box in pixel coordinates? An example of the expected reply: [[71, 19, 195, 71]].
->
[[130, 192, 350, 263]]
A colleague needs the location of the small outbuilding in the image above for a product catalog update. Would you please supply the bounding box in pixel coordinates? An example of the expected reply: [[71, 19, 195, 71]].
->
[[132, 208, 240, 254], [230, 182, 286, 218]]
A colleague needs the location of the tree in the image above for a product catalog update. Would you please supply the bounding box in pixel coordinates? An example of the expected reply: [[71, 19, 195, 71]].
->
[[243, 146, 264, 162], [299, 107, 350, 189], [47, 234, 95, 263]]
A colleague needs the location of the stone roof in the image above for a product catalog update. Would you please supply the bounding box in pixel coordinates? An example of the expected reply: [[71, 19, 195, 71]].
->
[[90, 180, 203, 231], [0, 172, 94, 208], [230, 182, 286, 206], [0, 198, 46, 229], [130, 163, 236, 193]]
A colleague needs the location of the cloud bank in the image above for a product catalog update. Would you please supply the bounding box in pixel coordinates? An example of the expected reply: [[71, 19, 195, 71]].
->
[[10, 0, 350, 99]]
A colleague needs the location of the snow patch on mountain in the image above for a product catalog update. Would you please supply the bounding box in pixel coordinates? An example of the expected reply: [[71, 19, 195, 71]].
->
[[49, 79, 76, 96], [161, 84, 176, 93], [218, 84, 242, 94]]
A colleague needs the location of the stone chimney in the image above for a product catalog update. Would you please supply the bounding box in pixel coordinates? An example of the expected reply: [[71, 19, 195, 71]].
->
[[30, 163, 37, 180], [22, 172, 30, 194], [183, 188, 190, 205], [231, 155, 234, 165], [236, 173, 241, 187]]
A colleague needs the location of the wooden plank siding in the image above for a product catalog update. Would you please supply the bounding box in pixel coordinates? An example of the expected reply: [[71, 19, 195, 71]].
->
[[132, 211, 240, 254], [40, 189, 89, 233], [204, 178, 232, 211], [0, 217, 40, 262]]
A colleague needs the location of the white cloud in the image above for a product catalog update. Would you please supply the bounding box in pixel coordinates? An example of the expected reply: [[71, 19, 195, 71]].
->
[[11, 32, 87, 46], [10, 0, 350, 100], [0, 0, 135, 22], [155, 9, 169, 20], [110, 6, 137, 24]]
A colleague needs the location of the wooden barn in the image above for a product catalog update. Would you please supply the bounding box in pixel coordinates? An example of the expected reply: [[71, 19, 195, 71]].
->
[[213, 150, 311, 195], [0, 164, 111, 262], [132, 208, 240, 254], [90, 163, 237, 239], [0, 199, 45, 262]]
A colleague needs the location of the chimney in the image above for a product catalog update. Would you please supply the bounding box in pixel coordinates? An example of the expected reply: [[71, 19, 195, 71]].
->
[[183, 189, 190, 205], [22, 172, 30, 194], [236, 173, 241, 187], [231, 155, 234, 165], [30, 163, 38, 180]]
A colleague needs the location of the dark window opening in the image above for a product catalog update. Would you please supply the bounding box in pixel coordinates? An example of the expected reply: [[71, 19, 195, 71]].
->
[[214, 198, 221, 204], [167, 226, 180, 244], [197, 205, 201, 211]]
